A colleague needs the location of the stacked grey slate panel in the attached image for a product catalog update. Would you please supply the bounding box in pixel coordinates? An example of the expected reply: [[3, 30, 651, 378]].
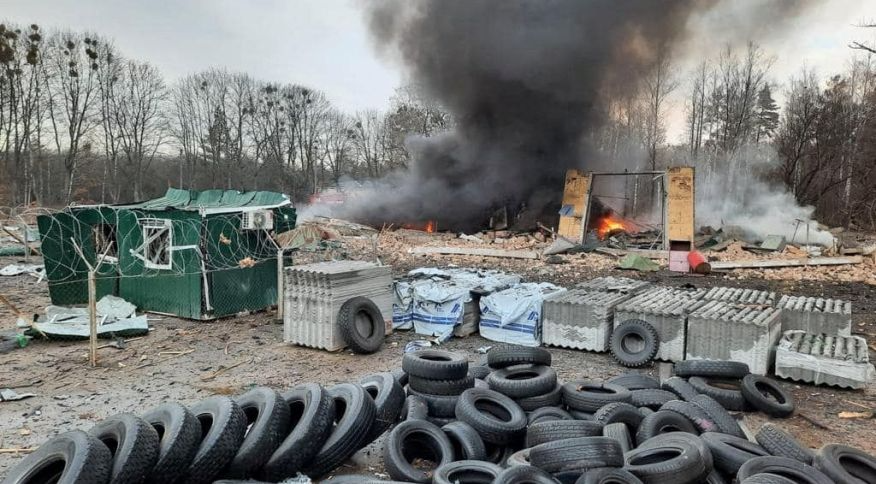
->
[[776, 295, 852, 336], [686, 300, 782, 375], [775, 331, 874, 389], [702, 287, 777, 306], [542, 289, 636, 352], [614, 287, 708, 362], [575, 276, 651, 295], [283, 261, 393, 351]]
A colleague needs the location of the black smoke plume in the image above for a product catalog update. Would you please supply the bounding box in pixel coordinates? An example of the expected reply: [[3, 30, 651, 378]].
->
[[345, 0, 812, 231]]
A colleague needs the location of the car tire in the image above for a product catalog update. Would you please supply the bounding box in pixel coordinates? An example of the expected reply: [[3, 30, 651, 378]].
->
[[661, 377, 700, 401], [361, 372, 406, 441], [562, 381, 631, 412], [487, 345, 552, 368], [628, 389, 678, 409], [592, 402, 644, 432], [701, 432, 770, 475], [225, 387, 290, 479], [262, 383, 335, 481], [813, 444, 876, 484], [338, 296, 385, 354], [529, 437, 624, 474], [384, 419, 454, 483], [455, 388, 527, 445], [182, 396, 247, 484], [142, 402, 202, 484], [690, 394, 745, 438], [526, 420, 604, 447], [433, 460, 503, 484], [495, 465, 559, 483], [516, 384, 562, 411], [602, 422, 633, 453], [88, 413, 160, 484], [674, 360, 750, 379], [607, 373, 660, 391], [408, 388, 459, 418], [610, 319, 660, 368], [755, 424, 813, 464], [408, 374, 474, 395], [487, 365, 558, 399], [737, 456, 833, 484], [578, 467, 644, 484], [635, 410, 698, 445], [660, 399, 719, 433], [741, 375, 795, 418], [624, 432, 710, 484], [403, 349, 468, 380], [403, 394, 429, 421], [2, 430, 112, 484], [688, 377, 747, 411], [302, 383, 376, 478], [528, 406, 574, 425], [442, 421, 487, 461]]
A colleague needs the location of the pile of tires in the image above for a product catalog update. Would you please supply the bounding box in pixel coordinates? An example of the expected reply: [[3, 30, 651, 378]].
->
[[361, 349, 876, 484], [2, 376, 405, 484], [6, 348, 876, 484]]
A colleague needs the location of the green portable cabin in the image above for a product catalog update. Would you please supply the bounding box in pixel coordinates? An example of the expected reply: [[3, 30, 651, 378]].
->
[[37, 188, 297, 320]]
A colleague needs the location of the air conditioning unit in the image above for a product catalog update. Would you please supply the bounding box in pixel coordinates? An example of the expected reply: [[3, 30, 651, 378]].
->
[[241, 210, 274, 230]]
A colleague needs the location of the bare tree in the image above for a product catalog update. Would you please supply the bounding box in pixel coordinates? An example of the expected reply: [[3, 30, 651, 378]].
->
[[322, 109, 354, 185], [43, 32, 102, 202], [352, 110, 389, 178], [110, 60, 167, 200], [641, 51, 678, 170]]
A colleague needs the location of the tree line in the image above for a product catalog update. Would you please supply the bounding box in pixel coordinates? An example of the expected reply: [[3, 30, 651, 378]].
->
[[0, 22, 449, 206], [1, 21, 874, 229]]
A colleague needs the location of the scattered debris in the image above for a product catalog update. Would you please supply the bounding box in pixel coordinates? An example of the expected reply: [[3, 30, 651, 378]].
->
[[409, 246, 540, 259], [710, 256, 863, 270]]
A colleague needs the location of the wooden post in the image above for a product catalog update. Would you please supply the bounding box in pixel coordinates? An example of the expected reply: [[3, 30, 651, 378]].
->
[[276, 249, 284, 324], [87, 270, 97, 366]]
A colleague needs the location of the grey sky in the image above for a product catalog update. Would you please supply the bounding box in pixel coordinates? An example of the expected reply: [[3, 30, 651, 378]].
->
[[1, 0, 874, 140]]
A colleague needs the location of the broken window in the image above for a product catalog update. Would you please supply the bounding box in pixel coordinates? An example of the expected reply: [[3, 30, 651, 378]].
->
[[92, 224, 118, 263], [141, 219, 173, 270]]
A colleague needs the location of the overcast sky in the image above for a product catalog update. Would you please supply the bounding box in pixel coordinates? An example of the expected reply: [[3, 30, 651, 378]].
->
[[1, 0, 875, 140]]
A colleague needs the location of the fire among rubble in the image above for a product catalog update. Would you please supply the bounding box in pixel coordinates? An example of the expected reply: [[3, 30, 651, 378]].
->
[[594, 212, 638, 240], [401, 220, 437, 233]]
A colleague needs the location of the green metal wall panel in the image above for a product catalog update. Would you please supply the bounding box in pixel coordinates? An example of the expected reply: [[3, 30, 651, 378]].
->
[[118, 210, 203, 319]]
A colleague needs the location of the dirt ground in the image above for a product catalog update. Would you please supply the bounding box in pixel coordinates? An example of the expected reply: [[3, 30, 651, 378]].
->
[[1, 230, 875, 479]]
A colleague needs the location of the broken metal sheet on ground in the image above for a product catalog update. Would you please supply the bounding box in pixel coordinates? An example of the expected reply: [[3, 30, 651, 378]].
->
[[31, 314, 149, 340], [95, 295, 136, 319], [0, 264, 44, 277], [543, 236, 578, 256], [1, 388, 36, 402]]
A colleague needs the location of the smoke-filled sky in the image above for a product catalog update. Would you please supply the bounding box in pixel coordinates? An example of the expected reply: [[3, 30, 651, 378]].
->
[[1, 0, 875, 142]]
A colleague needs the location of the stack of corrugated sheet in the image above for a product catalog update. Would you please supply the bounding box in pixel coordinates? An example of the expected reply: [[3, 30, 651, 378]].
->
[[575, 276, 651, 295], [776, 295, 852, 336], [701, 287, 777, 306], [614, 287, 708, 362], [543, 289, 635, 352], [775, 330, 875, 389], [283, 261, 392, 351], [686, 300, 782, 375]]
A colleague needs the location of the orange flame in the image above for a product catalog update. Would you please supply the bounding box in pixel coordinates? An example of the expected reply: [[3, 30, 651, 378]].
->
[[596, 213, 635, 239], [402, 220, 437, 233]]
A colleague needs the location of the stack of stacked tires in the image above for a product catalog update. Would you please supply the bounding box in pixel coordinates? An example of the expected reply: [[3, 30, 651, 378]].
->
[[2, 375, 406, 484], [359, 349, 876, 484], [5, 349, 876, 484]]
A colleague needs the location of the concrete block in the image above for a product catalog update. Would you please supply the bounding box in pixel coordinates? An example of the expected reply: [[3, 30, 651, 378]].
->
[[775, 330, 875, 389], [574, 276, 651, 295], [614, 287, 708, 362], [686, 300, 782, 375], [283, 261, 393, 351], [542, 289, 634, 352], [776, 295, 852, 336], [702, 286, 776, 306]]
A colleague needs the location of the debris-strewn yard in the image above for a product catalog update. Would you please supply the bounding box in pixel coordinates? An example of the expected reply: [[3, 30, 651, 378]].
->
[[1, 226, 875, 476]]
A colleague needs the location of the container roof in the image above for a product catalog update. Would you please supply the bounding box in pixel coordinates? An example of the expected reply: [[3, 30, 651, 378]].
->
[[115, 188, 291, 214]]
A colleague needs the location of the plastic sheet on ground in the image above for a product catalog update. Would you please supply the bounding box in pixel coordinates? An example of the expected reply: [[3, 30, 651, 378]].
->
[[618, 254, 660, 272], [479, 282, 567, 347], [0, 263, 44, 278]]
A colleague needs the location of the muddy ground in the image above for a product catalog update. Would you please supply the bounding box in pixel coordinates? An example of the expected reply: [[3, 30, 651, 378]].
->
[[1, 244, 875, 479]]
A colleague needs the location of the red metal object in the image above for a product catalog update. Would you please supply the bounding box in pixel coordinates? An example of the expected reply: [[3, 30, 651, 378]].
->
[[687, 250, 711, 274]]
